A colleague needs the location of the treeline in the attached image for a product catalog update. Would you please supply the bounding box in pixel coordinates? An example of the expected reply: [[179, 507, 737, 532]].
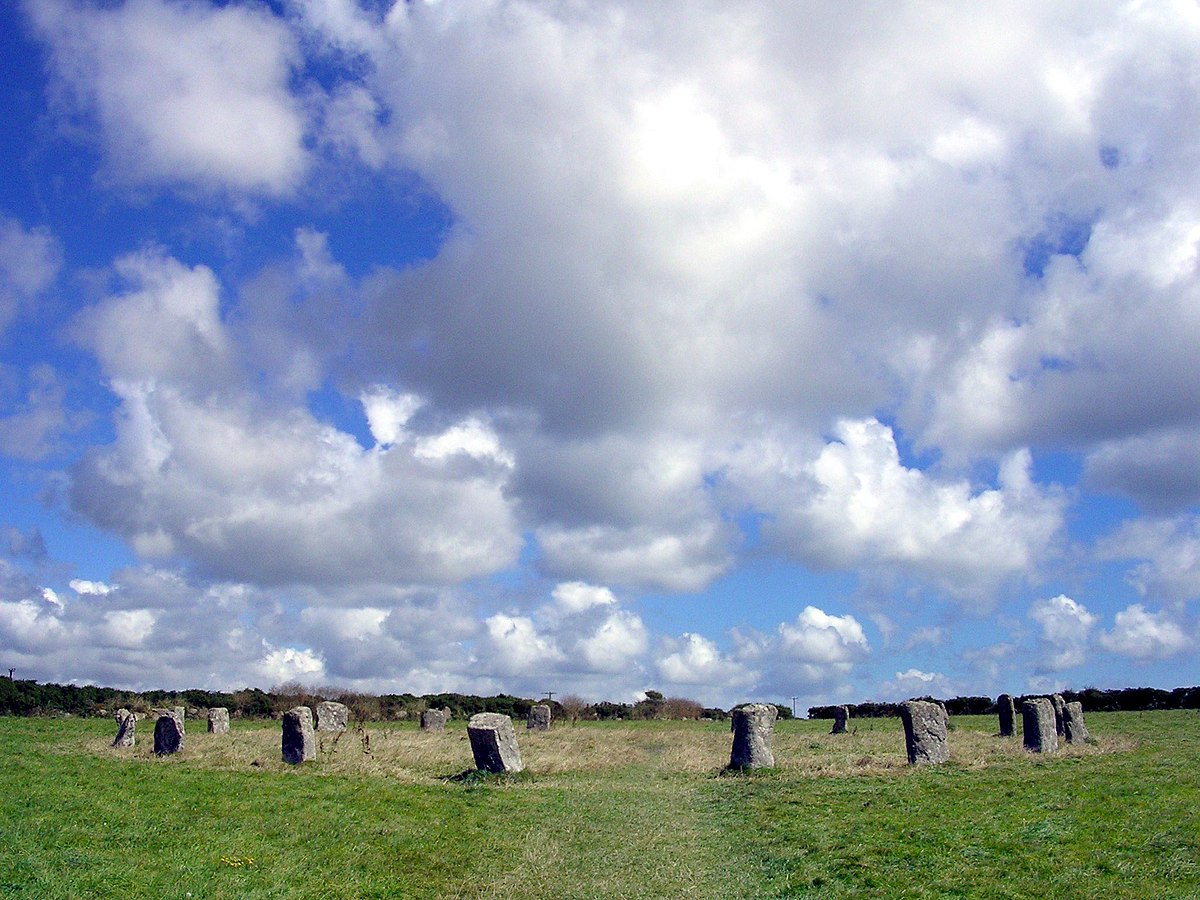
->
[[808, 685, 1200, 719], [0, 680, 751, 722]]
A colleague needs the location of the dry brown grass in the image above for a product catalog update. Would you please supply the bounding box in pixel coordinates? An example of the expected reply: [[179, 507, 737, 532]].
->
[[92, 713, 1133, 785]]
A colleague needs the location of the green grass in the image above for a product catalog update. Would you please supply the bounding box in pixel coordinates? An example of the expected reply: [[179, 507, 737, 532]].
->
[[0, 712, 1197, 897]]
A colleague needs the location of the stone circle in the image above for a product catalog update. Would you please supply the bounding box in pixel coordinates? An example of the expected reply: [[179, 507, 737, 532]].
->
[[1022, 698, 1058, 753]]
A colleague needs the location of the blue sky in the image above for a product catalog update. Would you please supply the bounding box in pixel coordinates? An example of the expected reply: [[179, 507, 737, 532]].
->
[[2, 0, 1199, 710]]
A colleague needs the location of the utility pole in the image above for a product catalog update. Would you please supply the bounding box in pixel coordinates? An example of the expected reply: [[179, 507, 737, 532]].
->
[[791, 696, 799, 717], [6, 668, 13, 680], [543, 691, 556, 703]]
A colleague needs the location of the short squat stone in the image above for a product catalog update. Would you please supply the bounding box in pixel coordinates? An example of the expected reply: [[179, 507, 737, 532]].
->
[[113, 709, 136, 748], [830, 705, 850, 735], [467, 713, 524, 774], [1022, 698, 1058, 753], [527, 704, 551, 731], [728, 703, 777, 769], [282, 706, 316, 764], [207, 707, 230, 734], [153, 714, 184, 756], [900, 700, 949, 765], [420, 709, 448, 732], [996, 693, 1015, 737], [315, 700, 349, 732], [1063, 701, 1090, 744]]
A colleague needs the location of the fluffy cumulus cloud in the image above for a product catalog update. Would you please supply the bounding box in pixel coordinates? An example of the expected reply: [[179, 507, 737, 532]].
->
[[1098, 517, 1200, 603], [0, 217, 60, 334], [729, 419, 1065, 600], [28, 0, 309, 195], [657, 633, 752, 689], [1098, 604, 1191, 661], [1029, 594, 1096, 672], [881, 668, 954, 701]]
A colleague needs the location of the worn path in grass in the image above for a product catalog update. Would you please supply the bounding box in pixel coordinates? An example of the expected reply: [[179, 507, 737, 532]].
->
[[0, 713, 1197, 897]]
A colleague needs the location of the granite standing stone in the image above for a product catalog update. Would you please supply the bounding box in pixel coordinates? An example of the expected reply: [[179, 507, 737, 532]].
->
[[527, 704, 551, 731], [153, 714, 184, 755], [1022, 698, 1058, 753], [282, 706, 316, 764], [114, 707, 131, 723], [207, 707, 230, 734], [728, 703, 777, 769], [315, 700, 350, 732], [1063, 701, 1090, 744], [420, 709, 448, 732], [830, 705, 850, 735], [113, 709, 136, 748], [467, 713, 524, 773], [997, 693, 1015, 737], [1051, 694, 1066, 736], [900, 700, 950, 765]]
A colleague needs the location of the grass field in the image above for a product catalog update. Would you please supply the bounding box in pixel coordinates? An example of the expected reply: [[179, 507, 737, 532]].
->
[[1, 711, 1197, 898]]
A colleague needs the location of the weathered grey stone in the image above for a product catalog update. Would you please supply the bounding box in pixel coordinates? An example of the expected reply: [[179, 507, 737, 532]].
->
[[420, 709, 448, 732], [1051, 694, 1066, 736], [1063, 701, 1090, 744], [113, 709, 135, 748], [114, 707, 131, 724], [442, 707, 452, 719], [153, 707, 186, 734], [997, 693, 1015, 737], [527, 704, 551, 731], [467, 713, 524, 773], [1022, 698, 1058, 753], [282, 706, 316, 764], [728, 703, 777, 769], [207, 707, 230, 734], [153, 714, 184, 755], [315, 700, 350, 732], [900, 700, 950, 765], [830, 705, 850, 735]]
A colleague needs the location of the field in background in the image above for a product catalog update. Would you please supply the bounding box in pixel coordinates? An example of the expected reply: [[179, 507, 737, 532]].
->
[[1, 712, 1197, 897]]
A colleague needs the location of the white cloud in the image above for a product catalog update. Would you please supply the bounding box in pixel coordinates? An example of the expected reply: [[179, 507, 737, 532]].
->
[[552, 581, 617, 615], [258, 645, 326, 685], [1098, 604, 1191, 661], [778, 606, 869, 666], [29, 0, 309, 195], [577, 610, 648, 673], [656, 633, 752, 687], [1029, 594, 1096, 671], [882, 668, 954, 700], [70, 579, 114, 596], [482, 613, 564, 676], [0, 217, 60, 335], [1098, 517, 1200, 602]]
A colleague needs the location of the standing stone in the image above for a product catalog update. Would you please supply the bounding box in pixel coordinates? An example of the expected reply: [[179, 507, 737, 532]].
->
[[153, 714, 184, 755], [113, 709, 136, 748], [900, 700, 950, 765], [114, 707, 131, 724], [315, 700, 350, 732], [282, 706, 316, 764], [467, 713, 524, 774], [728, 703, 777, 769], [1063, 701, 1090, 744], [441, 707, 452, 720], [1022, 698, 1058, 753], [420, 709, 448, 732], [997, 693, 1015, 737], [830, 705, 850, 735], [207, 707, 230, 734], [527, 704, 551, 731], [1050, 694, 1066, 736]]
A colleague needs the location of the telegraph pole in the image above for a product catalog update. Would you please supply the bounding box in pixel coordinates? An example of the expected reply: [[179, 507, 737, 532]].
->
[[543, 691, 556, 703], [791, 696, 799, 717]]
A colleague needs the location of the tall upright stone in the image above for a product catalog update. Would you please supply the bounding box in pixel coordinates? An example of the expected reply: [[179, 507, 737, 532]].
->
[[153, 707, 185, 734], [153, 713, 184, 755], [282, 706, 316, 764], [900, 700, 949, 765], [830, 705, 850, 735], [1063, 701, 1090, 744], [207, 707, 230, 734], [728, 703, 777, 769], [1051, 694, 1066, 736], [1022, 698, 1058, 753], [997, 693, 1015, 737], [113, 709, 136, 748], [420, 708, 448, 732], [315, 701, 350, 732], [527, 704, 551, 731], [467, 713, 524, 774]]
